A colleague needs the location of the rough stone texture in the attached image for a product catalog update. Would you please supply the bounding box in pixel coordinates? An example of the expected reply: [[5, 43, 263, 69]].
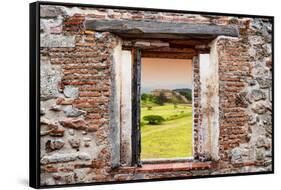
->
[[63, 86, 79, 98], [39, 4, 272, 185], [41, 6, 64, 18], [41, 152, 91, 164], [250, 89, 266, 101], [46, 139, 65, 152], [41, 17, 63, 34], [63, 106, 86, 117], [40, 59, 63, 100], [41, 34, 75, 48], [68, 137, 81, 150], [216, 18, 272, 170]]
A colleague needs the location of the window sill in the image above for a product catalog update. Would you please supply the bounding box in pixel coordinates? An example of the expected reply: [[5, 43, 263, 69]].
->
[[141, 157, 193, 164], [136, 161, 213, 173]]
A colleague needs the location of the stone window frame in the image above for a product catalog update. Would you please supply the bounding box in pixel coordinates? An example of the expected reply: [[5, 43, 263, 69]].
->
[[114, 39, 221, 167]]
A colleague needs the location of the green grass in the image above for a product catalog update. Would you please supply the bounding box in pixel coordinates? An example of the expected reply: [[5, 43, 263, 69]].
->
[[141, 104, 193, 159], [141, 104, 191, 122]]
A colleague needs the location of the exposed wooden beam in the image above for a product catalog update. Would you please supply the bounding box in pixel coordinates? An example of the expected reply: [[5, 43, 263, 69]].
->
[[168, 39, 213, 46], [86, 20, 239, 39], [122, 40, 200, 54], [122, 38, 213, 53], [123, 38, 213, 47], [122, 40, 170, 49]]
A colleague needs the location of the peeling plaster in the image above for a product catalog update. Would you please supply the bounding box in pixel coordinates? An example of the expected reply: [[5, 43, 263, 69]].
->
[[120, 50, 132, 166], [109, 38, 122, 168], [198, 40, 219, 160]]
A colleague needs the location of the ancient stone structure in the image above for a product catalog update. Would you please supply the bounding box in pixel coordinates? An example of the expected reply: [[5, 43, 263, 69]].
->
[[38, 3, 272, 186]]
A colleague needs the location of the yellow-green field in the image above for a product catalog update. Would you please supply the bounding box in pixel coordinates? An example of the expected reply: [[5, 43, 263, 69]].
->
[[141, 104, 193, 159]]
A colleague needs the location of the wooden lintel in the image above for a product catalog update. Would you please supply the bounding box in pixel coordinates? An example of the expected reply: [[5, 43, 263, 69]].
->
[[86, 20, 239, 39], [168, 39, 213, 46], [122, 42, 198, 54], [122, 40, 169, 50], [124, 38, 213, 47]]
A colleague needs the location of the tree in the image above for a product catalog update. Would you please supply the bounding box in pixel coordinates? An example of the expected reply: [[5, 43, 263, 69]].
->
[[186, 91, 192, 101], [154, 92, 166, 106], [141, 93, 148, 101]]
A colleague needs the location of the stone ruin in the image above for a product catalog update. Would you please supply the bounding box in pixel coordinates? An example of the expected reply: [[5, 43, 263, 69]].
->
[[37, 3, 272, 186]]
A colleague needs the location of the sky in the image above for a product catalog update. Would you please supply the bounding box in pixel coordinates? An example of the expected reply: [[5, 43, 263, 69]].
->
[[141, 58, 192, 93]]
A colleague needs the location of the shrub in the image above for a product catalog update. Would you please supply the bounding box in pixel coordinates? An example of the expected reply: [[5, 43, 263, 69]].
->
[[147, 106, 152, 110], [143, 115, 165, 125], [141, 93, 149, 101]]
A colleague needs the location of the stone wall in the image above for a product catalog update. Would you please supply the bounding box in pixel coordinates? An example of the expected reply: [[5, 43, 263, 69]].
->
[[39, 4, 272, 186], [216, 19, 272, 172]]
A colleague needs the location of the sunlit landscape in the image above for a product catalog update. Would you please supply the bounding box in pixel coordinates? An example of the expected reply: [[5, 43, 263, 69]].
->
[[140, 89, 193, 159]]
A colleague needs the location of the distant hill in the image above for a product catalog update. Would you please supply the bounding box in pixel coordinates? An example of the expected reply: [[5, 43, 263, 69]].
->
[[172, 88, 192, 101], [151, 89, 191, 104]]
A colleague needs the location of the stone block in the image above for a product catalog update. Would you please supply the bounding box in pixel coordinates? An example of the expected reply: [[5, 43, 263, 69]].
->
[[40, 6, 63, 18], [63, 86, 79, 98], [40, 60, 62, 100], [41, 152, 91, 164], [249, 89, 266, 102], [41, 34, 75, 48], [252, 102, 268, 114], [68, 137, 81, 150], [256, 78, 271, 89], [64, 106, 86, 117], [46, 139, 65, 152]]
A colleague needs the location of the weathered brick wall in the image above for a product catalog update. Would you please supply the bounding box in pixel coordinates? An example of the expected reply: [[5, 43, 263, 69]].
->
[[39, 4, 272, 185], [217, 38, 250, 162], [40, 8, 121, 183], [216, 19, 272, 172], [192, 56, 201, 159]]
